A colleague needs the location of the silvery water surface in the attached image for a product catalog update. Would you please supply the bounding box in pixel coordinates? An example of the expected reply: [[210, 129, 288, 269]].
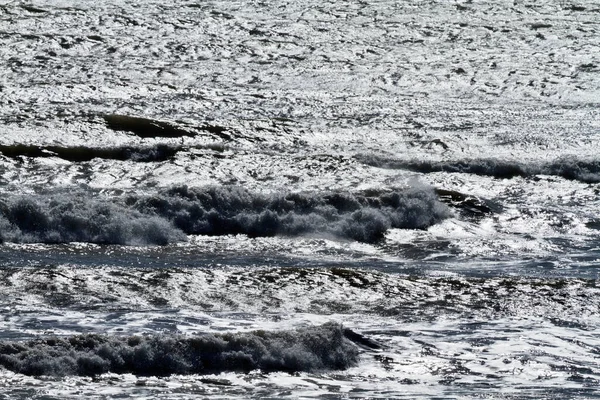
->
[[0, 0, 599, 398]]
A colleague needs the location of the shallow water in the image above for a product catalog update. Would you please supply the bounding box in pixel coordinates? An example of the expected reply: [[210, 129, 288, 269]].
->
[[0, 0, 599, 398]]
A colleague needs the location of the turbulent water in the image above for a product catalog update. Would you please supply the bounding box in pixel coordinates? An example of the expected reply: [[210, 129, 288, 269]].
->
[[1, 0, 599, 398]]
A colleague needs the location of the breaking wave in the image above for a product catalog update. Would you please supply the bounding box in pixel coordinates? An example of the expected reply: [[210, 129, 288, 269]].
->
[[0, 323, 358, 377], [0, 185, 450, 245], [0, 194, 185, 245], [358, 154, 600, 183], [128, 185, 450, 243]]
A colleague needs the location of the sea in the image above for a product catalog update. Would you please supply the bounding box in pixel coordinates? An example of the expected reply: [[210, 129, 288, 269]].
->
[[0, 0, 599, 398]]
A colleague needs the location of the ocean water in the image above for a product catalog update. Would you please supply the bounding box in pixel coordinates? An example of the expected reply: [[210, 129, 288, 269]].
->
[[0, 0, 599, 398]]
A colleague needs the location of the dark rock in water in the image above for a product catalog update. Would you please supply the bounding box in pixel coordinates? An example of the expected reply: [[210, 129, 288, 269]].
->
[[0, 323, 358, 377], [20, 4, 47, 13], [343, 328, 382, 350], [586, 219, 600, 230], [0, 143, 182, 163], [103, 114, 196, 138], [199, 378, 233, 386], [102, 114, 234, 141], [529, 23, 553, 30], [436, 189, 502, 218]]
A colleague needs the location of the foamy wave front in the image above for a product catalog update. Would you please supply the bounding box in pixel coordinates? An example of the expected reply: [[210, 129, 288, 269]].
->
[[0, 323, 358, 377], [358, 154, 600, 183], [0, 185, 450, 245]]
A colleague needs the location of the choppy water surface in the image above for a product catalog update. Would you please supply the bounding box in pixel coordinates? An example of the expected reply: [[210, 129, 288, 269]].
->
[[0, 0, 599, 398]]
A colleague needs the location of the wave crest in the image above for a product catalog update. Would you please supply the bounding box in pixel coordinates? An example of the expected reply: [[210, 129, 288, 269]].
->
[[0, 196, 184, 245], [358, 154, 600, 183], [131, 185, 450, 243], [0, 323, 358, 377], [0, 186, 450, 245]]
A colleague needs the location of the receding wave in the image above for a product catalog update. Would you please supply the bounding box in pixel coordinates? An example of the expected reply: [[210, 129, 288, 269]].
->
[[0, 185, 450, 245], [0, 323, 358, 377], [357, 154, 600, 183], [2, 266, 596, 326]]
